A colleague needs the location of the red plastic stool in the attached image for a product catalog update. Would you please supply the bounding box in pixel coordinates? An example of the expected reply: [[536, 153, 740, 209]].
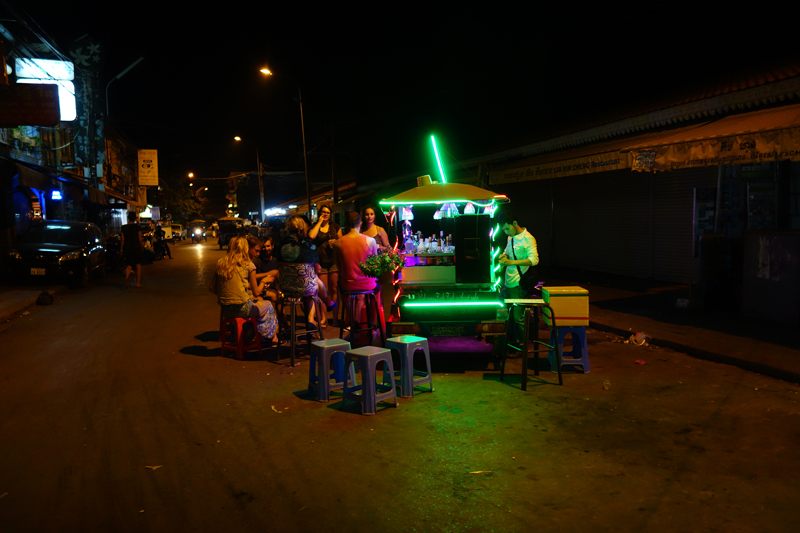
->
[[220, 314, 263, 360]]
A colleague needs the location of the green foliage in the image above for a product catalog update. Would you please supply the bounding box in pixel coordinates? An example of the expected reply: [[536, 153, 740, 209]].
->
[[358, 247, 404, 278]]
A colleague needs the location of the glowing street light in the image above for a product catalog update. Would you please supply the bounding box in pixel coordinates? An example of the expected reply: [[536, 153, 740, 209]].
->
[[260, 66, 311, 216]]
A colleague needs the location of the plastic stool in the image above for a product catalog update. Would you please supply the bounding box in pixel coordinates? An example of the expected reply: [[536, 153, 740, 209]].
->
[[384, 335, 434, 398], [549, 326, 590, 373], [342, 346, 398, 415], [220, 315, 263, 361], [309, 339, 355, 402], [338, 285, 385, 348]]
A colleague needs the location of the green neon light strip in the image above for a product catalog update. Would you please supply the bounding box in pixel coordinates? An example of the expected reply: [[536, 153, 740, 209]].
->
[[378, 199, 495, 207], [431, 135, 447, 184], [403, 301, 503, 308]]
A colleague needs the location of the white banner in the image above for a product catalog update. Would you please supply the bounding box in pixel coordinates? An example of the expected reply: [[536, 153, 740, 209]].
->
[[138, 149, 159, 186]]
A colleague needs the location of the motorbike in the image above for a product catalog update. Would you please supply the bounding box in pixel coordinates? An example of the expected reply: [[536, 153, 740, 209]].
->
[[153, 236, 170, 260], [191, 226, 207, 243], [104, 234, 124, 272]]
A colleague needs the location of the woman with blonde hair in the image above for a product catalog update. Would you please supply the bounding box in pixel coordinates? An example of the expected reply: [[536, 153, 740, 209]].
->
[[212, 235, 278, 344]]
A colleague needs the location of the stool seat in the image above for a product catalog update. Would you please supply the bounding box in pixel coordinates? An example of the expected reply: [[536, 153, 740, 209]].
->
[[342, 346, 398, 415], [309, 339, 355, 402], [500, 299, 563, 389], [220, 314, 263, 361], [279, 295, 324, 367], [549, 326, 590, 373], [339, 285, 385, 348], [384, 335, 434, 398]]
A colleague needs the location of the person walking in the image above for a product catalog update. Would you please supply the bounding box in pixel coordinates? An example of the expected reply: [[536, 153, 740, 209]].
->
[[497, 209, 539, 350], [121, 211, 144, 288]]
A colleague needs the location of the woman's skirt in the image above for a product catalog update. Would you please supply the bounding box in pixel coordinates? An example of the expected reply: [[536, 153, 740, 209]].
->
[[220, 299, 277, 340]]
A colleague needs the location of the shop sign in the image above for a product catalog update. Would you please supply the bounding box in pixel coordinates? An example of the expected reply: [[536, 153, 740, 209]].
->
[[0, 84, 60, 126], [490, 152, 632, 184], [138, 149, 159, 186], [631, 128, 800, 172]]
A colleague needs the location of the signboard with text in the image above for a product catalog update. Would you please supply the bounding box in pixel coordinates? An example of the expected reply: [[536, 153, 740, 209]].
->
[[137, 149, 159, 186], [0, 84, 60, 126]]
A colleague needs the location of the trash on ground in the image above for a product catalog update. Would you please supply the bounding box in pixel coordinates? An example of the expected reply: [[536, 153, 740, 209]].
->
[[627, 332, 651, 346], [602, 380, 611, 390], [271, 405, 282, 413], [635, 360, 646, 365], [36, 291, 54, 305], [144, 465, 162, 470], [470, 471, 492, 474]]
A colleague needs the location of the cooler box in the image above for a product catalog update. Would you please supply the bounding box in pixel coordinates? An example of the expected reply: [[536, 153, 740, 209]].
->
[[542, 286, 589, 326]]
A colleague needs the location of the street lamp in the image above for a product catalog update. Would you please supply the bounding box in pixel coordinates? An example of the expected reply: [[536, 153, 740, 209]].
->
[[260, 67, 312, 217], [234, 136, 265, 223]]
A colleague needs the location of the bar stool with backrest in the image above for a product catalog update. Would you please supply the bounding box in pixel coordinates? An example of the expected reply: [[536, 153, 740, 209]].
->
[[338, 284, 385, 348]]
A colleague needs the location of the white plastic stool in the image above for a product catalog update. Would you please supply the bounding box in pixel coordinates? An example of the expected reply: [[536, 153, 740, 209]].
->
[[342, 346, 398, 415], [384, 335, 434, 398]]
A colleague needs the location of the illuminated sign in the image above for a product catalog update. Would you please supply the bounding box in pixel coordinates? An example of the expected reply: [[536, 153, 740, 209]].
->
[[15, 58, 76, 122]]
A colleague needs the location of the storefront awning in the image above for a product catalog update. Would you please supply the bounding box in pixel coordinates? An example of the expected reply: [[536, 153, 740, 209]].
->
[[16, 163, 54, 191], [625, 103, 800, 172], [105, 188, 146, 208], [489, 103, 800, 182]]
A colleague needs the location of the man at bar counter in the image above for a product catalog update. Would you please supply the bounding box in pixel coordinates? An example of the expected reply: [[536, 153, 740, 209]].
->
[[497, 208, 539, 351]]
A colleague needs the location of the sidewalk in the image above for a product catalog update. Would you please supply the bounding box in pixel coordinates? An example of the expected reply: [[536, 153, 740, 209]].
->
[[0, 284, 69, 329], [546, 269, 800, 384], [2, 272, 799, 383]]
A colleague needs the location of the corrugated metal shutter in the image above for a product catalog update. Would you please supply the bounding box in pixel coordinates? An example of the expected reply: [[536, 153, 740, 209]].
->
[[652, 166, 719, 283], [552, 171, 652, 277]]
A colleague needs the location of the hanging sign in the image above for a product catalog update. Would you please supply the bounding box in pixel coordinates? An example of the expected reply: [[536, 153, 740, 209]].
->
[[138, 149, 159, 186]]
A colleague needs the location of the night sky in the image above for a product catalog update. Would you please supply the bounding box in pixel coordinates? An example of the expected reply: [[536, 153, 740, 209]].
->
[[17, 3, 797, 194]]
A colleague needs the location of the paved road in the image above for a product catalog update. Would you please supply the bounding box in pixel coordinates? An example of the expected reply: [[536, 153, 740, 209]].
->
[[1, 240, 799, 532]]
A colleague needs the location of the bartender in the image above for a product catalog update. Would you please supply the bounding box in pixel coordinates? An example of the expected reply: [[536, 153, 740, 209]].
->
[[497, 209, 539, 350]]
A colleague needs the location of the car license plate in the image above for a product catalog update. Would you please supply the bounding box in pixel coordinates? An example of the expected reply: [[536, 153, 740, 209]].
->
[[31, 268, 46, 275]]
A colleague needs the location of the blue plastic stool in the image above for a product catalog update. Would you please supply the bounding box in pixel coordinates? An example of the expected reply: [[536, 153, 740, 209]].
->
[[384, 336, 434, 398], [548, 326, 590, 373], [309, 339, 355, 402], [342, 346, 398, 415]]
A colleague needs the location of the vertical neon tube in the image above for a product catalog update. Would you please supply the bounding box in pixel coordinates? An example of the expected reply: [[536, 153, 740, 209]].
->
[[431, 135, 447, 184]]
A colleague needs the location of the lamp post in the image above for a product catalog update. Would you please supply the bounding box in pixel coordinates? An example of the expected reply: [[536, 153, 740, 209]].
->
[[234, 136, 265, 223], [260, 68, 312, 217]]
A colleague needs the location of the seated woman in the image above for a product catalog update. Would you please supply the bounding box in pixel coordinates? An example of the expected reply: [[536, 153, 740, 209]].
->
[[212, 235, 278, 344], [276, 215, 335, 328]]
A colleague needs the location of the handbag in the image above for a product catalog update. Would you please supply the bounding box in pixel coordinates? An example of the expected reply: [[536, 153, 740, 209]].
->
[[510, 243, 539, 294]]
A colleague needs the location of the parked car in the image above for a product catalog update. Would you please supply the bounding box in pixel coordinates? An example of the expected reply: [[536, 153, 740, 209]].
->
[[5, 220, 107, 288]]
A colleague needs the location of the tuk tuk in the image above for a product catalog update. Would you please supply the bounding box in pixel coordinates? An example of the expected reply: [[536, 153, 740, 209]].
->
[[188, 219, 207, 243], [217, 216, 244, 249]]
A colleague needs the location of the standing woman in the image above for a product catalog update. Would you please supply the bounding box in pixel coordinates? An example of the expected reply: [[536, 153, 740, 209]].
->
[[361, 205, 389, 249], [212, 236, 278, 344], [309, 205, 341, 312], [121, 211, 144, 288]]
